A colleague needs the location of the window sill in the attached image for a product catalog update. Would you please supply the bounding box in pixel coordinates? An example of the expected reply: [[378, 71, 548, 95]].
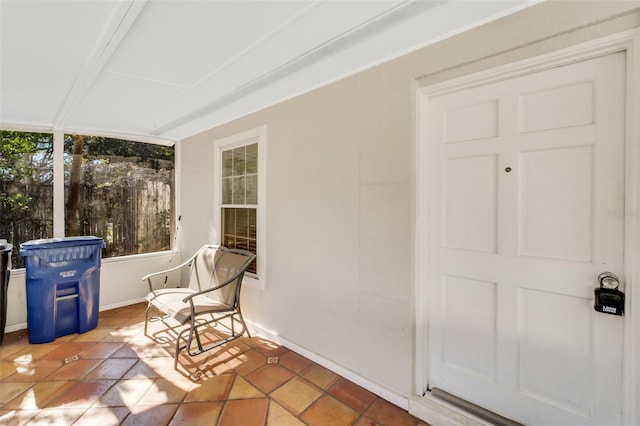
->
[[101, 250, 178, 264], [10, 250, 178, 272]]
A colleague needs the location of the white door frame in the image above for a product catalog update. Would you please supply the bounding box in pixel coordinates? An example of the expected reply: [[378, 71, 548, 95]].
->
[[415, 29, 640, 425]]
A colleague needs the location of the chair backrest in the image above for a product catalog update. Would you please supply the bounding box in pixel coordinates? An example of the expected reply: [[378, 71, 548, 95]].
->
[[188, 245, 255, 307]]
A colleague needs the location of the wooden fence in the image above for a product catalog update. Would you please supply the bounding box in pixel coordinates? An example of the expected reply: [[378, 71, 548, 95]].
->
[[1, 175, 173, 268]]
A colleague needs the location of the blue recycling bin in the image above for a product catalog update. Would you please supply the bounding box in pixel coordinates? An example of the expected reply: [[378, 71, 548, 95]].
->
[[20, 236, 105, 344]]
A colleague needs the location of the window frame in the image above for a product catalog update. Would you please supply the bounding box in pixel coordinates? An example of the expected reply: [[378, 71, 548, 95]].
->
[[0, 126, 178, 267], [213, 126, 267, 290]]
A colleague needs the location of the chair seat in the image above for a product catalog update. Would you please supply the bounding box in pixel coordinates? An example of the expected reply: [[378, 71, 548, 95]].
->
[[146, 288, 233, 324]]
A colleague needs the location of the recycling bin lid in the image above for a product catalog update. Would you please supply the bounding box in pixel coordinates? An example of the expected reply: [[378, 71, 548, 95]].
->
[[20, 236, 104, 253], [0, 239, 12, 252]]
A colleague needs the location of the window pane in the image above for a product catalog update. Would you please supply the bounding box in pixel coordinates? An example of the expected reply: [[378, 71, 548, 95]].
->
[[232, 146, 246, 176], [246, 143, 258, 174], [223, 208, 235, 237], [222, 207, 256, 274], [0, 131, 54, 268], [246, 174, 257, 204], [235, 237, 249, 251], [235, 208, 248, 238], [64, 135, 175, 258], [248, 208, 257, 240], [222, 144, 257, 207], [247, 239, 257, 256], [222, 177, 232, 204], [222, 150, 233, 178], [232, 176, 245, 204]]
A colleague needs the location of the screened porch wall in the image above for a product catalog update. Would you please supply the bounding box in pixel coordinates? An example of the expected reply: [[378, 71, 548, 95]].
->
[[3, 0, 637, 402]]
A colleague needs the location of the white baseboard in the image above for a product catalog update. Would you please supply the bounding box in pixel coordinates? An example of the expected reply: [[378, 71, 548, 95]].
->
[[99, 297, 146, 312], [3, 298, 147, 335], [4, 322, 27, 333], [246, 319, 409, 411]]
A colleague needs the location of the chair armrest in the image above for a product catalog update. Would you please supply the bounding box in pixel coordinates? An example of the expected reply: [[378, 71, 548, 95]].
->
[[181, 252, 256, 303], [143, 264, 189, 293], [142, 244, 219, 292], [180, 271, 241, 302]]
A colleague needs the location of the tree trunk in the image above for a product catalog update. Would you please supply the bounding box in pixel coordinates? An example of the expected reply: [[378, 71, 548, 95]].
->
[[65, 134, 83, 236]]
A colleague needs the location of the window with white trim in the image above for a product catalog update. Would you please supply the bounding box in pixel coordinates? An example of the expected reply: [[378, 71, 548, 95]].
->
[[214, 126, 266, 289]]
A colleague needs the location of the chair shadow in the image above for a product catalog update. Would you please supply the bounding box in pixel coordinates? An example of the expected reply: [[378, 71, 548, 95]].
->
[[0, 305, 268, 424]]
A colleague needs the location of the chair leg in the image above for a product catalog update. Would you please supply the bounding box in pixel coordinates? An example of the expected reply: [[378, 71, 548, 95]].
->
[[144, 303, 152, 336], [175, 325, 192, 369], [236, 307, 251, 338], [163, 309, 253, 370], [174, 330, 182, 370], [193, 325, 205, 353]]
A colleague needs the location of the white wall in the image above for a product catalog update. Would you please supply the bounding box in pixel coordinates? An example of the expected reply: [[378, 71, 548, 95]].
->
[[180, 73, 415, 395], [4, 252, 177, 333], [179, 1, 640, 400]]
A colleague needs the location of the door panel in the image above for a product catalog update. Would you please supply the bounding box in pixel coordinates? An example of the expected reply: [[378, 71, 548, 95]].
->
[[425, 52, 626, 425], [442, 275, 498, 381], [518, 80, 594, 133], [443, 155, 498, 253], [518, 146, 593, 262], [444, 100, 499, 143], [517, 288, 592, 416]]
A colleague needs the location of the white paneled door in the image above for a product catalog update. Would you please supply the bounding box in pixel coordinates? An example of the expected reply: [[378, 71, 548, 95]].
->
[[424, 52, 626, 425]]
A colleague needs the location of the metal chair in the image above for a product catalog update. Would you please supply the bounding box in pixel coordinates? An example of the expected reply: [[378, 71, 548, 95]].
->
[[142, 245, 255, 368]]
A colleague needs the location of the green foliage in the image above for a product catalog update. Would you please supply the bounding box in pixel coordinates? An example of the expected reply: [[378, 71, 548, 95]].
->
[[0, 130, 53, 181], [1, 130, 175, 266], [0, 130, 53, 211], [64, 135, 174, 165], [0, 131, 55, 266]]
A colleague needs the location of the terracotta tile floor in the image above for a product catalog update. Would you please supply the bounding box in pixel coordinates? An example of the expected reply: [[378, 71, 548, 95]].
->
[[0, 303, 428, 425]]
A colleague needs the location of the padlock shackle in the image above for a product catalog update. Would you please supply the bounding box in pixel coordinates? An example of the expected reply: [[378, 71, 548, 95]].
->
[[598, 271, 620, 290]]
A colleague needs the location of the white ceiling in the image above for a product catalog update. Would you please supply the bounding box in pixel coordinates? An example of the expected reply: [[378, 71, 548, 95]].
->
[[0, 0, 537, 143]]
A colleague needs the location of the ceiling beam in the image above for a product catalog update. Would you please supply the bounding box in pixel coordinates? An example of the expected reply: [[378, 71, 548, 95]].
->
[[53, 0, 148, 129], [150, 0, 416, 136]]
